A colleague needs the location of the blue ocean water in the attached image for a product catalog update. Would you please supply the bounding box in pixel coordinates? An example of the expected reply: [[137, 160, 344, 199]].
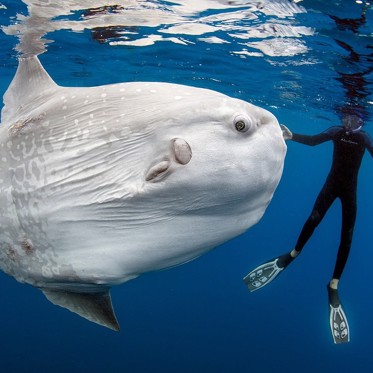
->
[[0, 0, 373, 372]]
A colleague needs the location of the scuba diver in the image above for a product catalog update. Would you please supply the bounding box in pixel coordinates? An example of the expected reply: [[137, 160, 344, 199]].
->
[[244, 115, 373, 344]]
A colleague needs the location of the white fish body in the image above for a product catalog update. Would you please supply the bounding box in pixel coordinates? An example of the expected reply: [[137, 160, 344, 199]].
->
[[0, 56, 286, 330]]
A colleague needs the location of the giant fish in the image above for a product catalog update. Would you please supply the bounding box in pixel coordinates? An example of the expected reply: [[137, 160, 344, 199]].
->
[[0, 56, 286, 330]]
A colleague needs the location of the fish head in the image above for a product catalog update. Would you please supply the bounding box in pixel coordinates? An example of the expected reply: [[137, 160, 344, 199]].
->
[[144, 91, 286, 230]]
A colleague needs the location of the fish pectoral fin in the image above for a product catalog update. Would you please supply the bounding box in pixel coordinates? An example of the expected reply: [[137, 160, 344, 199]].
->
[[41, 288, 120, 332], [145, 138, 192, 183]]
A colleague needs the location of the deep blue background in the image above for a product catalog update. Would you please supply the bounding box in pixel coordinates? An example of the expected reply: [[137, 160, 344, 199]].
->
[[0, 1, 373, 372]]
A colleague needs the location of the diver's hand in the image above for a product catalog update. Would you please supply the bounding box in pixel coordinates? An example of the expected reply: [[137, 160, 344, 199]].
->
[[280, 124, 293, 140]]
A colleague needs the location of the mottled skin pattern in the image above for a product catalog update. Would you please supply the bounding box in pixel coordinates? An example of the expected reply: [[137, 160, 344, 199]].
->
[[0, 56, 286, 328]]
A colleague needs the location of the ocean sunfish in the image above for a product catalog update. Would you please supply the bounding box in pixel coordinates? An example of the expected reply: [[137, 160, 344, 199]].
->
[[0, 56, 286, 331]]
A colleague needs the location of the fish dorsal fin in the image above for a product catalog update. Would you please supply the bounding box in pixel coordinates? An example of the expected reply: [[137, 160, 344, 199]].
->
[[41, 288, 120, 331], [2, 55, 58, 124]]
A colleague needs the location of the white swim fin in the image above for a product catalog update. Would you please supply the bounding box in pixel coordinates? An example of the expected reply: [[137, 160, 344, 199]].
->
[[329, 304, 350, 344], [243, 253, 294, 292], [327, 285, 350, 344], [243, 258, 283, 291]]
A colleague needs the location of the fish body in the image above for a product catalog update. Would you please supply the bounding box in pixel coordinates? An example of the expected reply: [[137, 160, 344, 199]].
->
[[0, 57, 286, 330]]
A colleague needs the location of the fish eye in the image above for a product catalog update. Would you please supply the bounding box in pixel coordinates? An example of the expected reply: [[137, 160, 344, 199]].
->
[[235, 120, 246, 132], [233, 115, 254, 133]]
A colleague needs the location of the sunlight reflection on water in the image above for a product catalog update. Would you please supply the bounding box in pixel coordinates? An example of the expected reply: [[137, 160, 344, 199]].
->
[[3, 0, 313, 59]]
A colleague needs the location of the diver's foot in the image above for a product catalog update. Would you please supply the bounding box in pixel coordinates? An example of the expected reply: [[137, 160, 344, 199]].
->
[[327, 285, 350, 344], [243, 253, 294, 292]]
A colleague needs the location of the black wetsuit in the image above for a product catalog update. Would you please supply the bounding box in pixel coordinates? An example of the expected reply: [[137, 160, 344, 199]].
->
[[292, 126, 373, 279]]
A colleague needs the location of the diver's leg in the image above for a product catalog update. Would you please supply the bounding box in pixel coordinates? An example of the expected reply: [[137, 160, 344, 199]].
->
[[331, 193, 357, 283], [244, 182, 336, 292], [327, 191, 356, 344], [293, 182, 336, 255]]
